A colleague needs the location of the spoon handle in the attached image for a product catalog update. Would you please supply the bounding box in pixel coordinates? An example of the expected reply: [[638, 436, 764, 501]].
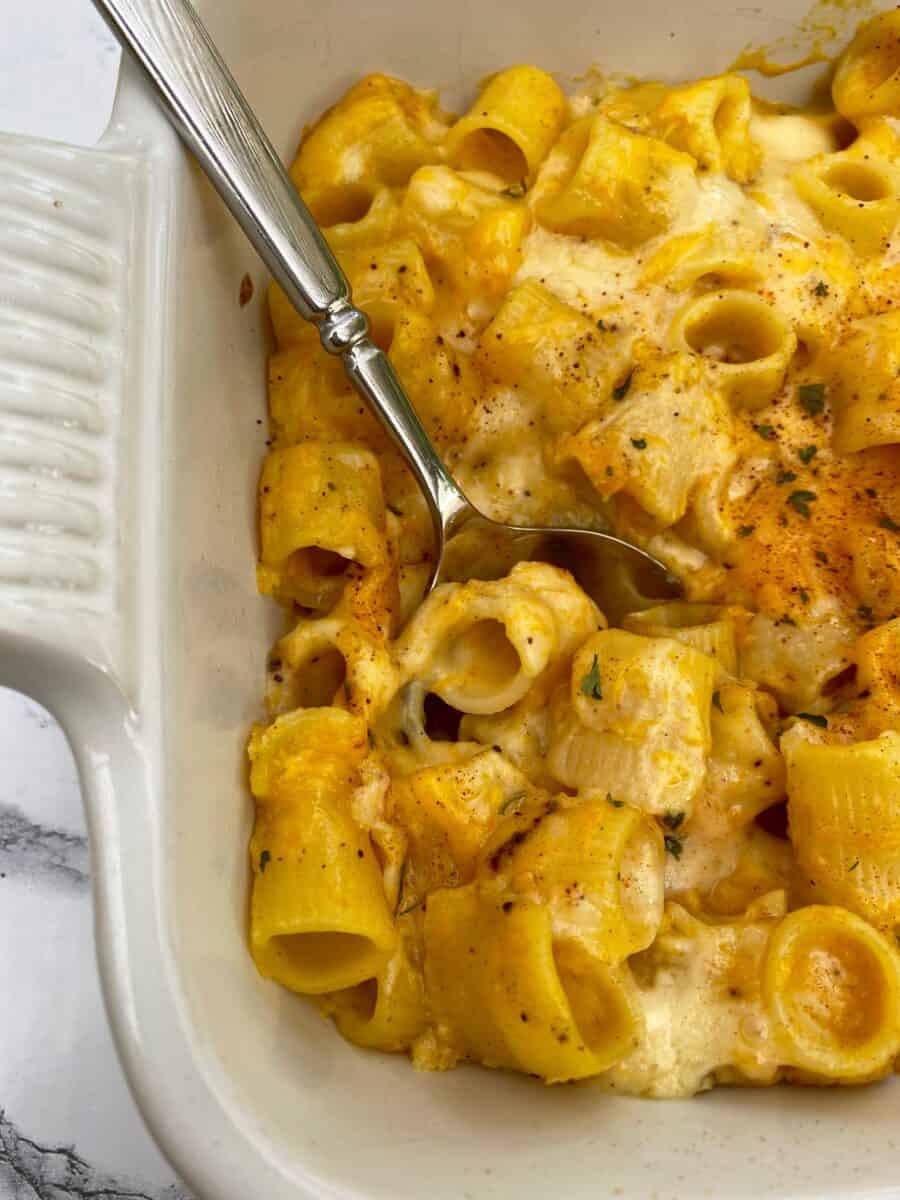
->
[[92, 0, 471, 537]]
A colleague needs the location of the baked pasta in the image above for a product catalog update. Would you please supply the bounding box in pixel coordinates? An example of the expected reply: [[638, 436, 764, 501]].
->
[[248, 12, 900, 1097]]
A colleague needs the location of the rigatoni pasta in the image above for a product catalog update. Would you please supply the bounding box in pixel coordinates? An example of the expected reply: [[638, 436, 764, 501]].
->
[[246, 14, 900, 1098]]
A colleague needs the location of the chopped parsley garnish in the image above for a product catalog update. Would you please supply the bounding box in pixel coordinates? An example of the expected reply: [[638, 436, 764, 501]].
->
[[798, 445, 818, 464], [797, 712, 828, 728], [814, 280, 829, 297], [879, 515, 900, 532], [664, 834, 684, 860], [713, 690, 724, 713], [612, 371, 634, 401], [848, 859, 860, 872], [776, 469, 797, 485], [580, 654, 603, 700], [605, 465, 615, 477], [754, 423, 776, 441], [596, 318, 608, 331], [787, 489, 817, 518], [259, 849, 271, 873], [815, 549, 829, 564], [738, 524, 755, 538], [799, 587, 810, 605], [798, 383, 826, 416], [663, 811, 686, 831], [607, 793, 625, 808], [630, 437, 647, 449]]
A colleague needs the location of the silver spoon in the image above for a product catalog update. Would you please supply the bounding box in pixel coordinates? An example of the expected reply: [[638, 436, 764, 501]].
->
[[93, 0, 681, 618]]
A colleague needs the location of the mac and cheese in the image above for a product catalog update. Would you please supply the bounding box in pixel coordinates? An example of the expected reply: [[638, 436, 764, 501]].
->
[[248, 11, 900, 1096]]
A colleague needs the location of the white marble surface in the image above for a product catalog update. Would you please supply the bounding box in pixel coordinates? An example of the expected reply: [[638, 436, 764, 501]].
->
[[0, 689, 190, 1199], [0, 8, 189, 1192]]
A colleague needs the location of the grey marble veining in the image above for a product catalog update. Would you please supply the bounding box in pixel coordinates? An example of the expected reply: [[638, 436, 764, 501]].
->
[[0, 806, 89, 890], [0, 687, 191, 1200], [0, 1110, 188, 1200]]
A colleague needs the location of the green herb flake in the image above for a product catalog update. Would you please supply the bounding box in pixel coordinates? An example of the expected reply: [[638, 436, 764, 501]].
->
[[787, 489, 817, 519], [814, 280, 829, 297], [815, 549, 829, 564], [612, 371, 634, 401], [848, 859, 860, 872], [580, 654, 603, 701], [798, 382, 826, 416], [499, 791, 527, 816], [798, 445, 818, 464], [797, 712, 828, 728], [605, 465, 615, 477], [259, 849, 271, 873], [607, 793, 625, 808], [776, 469, 798, 485], [596, 318, 608, 331], [879, 515, 900, 533], [738, 524, 755, 538], [713, 690, 724, 713], [664, 834, 684, 860], [754, 423, 777, 441], [663, 811, 686, 831], [799, 587, 810, 605], [630, 437, 648, 450]]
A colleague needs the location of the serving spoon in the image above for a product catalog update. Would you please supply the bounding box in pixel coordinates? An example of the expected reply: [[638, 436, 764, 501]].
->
[[92, 0, 681, 615]]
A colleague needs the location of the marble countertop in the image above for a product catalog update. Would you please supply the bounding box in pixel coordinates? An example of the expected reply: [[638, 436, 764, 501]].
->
[[0, 12, 190, 1195], [0, 688, 191, 1199]]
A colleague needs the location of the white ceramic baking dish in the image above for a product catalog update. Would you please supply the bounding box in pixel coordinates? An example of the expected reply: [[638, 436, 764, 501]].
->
[[2, 1, 898, 1196]]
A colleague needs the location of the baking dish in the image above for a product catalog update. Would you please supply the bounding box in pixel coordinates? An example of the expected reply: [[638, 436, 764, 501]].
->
[[1, 0, 898, 1196]]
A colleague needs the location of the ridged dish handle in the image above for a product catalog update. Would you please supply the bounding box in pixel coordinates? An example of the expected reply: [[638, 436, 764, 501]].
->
[[92, 0, 348, 323]]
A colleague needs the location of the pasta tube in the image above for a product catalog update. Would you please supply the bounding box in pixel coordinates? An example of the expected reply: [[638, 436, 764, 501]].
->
[[393, 567, 565, 714], [424, 883, 642, 1082], [484, 794, 665, 963], [321, 930, 427, 1052], [248, 708, 397, 994], [785, 730, 900, 931], [257, 442, 390, 610], [832, 10, 900, 120], [793, 147, 900, 258], [763, 905, 900, 1080], [445, 66, 566, 184], [652, 75, 760, 182], [290, 74, 446, 225], [547, 629, 715, 817], [476, 280, 632, 434], [534, 115, 697, 248], [668, 290, 796, 410], [402, 165, 533, 296], [623, 602, 741, 674]]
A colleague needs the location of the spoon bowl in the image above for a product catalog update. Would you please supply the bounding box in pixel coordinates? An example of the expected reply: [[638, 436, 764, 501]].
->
[[438, 511, 681, 621]]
